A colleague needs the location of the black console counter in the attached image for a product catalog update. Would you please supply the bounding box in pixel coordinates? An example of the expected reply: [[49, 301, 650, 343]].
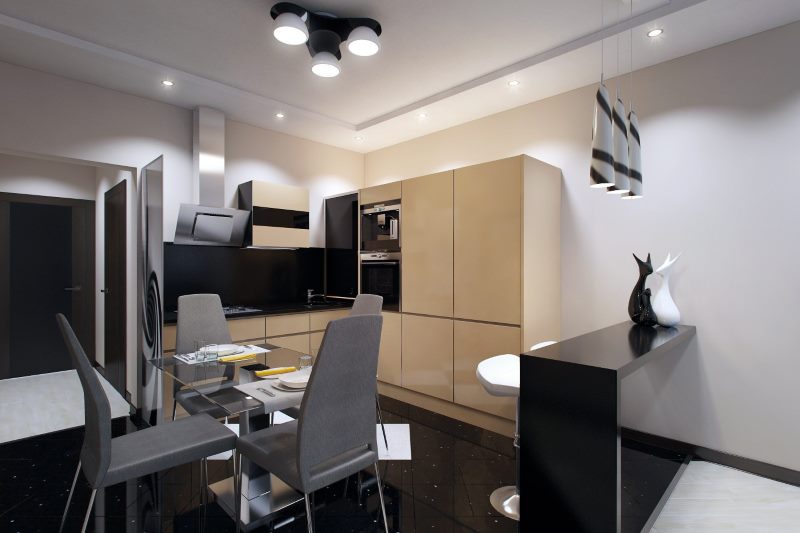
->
[[520, 321, 696, 533]]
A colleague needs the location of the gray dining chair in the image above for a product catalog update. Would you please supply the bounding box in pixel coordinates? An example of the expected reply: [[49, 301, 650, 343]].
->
[[172, 294, 234, 421], [56, 314, 237, 533], [349, 294, 389, 449], [234, 315, 388, 533]]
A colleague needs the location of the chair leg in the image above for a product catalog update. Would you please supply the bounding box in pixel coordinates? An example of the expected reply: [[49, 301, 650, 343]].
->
[[59, 460, 82, 533], [200, 457, 208, 532], [304, 493, 314, 533], [172, 398, 177, 421], [375, 394, 389, 450], [373, 462, 389, 533], [234, 452, 243, 533], [81, 489, 97, 533]]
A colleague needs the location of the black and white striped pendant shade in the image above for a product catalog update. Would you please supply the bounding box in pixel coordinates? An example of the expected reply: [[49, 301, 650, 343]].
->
[[590, 83, 614, 188], [623, 110, 642, 199], [608, 97, 630, 194]]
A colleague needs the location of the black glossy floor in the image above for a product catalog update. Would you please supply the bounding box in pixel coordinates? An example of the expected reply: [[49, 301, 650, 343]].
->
[[0, 396, 518, 532]]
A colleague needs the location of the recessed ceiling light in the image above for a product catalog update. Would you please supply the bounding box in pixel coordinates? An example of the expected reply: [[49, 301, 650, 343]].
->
[[508, 80, 520, 87], [647, 28, 663, 38], [417, 112, 428, 119], [275, 112, 285, 119], [354, 135, 364, 142], [161, 80, 174, 87]]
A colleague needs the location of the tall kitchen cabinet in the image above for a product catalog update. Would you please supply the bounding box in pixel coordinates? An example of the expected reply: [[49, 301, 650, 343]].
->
[[393, 155, 561, 422]]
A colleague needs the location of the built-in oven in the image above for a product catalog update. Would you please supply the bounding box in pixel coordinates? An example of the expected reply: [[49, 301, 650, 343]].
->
[[360, 252, 400, 311], [361, 203, 400, 252]]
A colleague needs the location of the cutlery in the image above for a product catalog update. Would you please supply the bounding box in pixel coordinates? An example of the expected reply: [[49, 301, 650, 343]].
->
[[257, 387, 276, 397]]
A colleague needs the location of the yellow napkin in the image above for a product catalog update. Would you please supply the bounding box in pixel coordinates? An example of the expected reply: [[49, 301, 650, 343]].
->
[[218, 353, 257, 363], [255, 366, 297, 377]]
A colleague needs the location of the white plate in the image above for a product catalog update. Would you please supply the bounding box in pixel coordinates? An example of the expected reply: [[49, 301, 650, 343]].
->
[[203, 344, 244, 357], [278, 371, 310, 389]]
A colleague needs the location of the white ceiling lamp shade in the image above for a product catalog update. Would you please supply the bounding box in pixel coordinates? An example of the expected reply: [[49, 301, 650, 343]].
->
[[607, 97, 630, 194], [622, 110, 643, 199], [273, 11, 309, 45], [589, 83, 614, 188], [311, 51, 341, 77], [347, 25, 380, 56], [270, 2, 381, 78]]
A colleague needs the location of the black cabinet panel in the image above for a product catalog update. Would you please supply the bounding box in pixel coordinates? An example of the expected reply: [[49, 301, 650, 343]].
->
[[325, 193, 358, 298]]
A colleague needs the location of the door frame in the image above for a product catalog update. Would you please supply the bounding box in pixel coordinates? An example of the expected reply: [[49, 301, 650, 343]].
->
[[104, 180, 127, 395], [0, 192, 95, 378]]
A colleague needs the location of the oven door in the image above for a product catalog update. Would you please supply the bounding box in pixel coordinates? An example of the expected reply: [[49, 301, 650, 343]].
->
[[361, 260, 400, 311]]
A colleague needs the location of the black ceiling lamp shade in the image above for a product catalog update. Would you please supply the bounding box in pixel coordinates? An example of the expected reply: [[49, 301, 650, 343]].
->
[[270, 2, 382, 77]]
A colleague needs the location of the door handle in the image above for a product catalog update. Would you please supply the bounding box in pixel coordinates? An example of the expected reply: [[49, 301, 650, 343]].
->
[[101, 288, 110, 294], [64, 285, 82, 292]]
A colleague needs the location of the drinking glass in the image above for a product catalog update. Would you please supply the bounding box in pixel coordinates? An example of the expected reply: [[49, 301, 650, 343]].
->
[[298, 354, 312, 369], [203, 343, 219, 362]]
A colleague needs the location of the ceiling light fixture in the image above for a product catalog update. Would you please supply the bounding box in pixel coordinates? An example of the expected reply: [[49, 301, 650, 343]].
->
[[647, 28, 663, 38], [161, 80, 174, 87], [508, 80, 520, 87], [270, 2, 382, 78], [354, 135, 364, 142], [417, 112, 428, 119], [275, 112, 285, 119]]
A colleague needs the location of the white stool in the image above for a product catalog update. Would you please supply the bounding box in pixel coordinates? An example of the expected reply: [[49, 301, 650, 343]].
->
[[476, 341, 557, 521]]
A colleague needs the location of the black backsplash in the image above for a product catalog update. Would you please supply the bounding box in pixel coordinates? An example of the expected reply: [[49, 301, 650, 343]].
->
[[163, 243, 324, 312]]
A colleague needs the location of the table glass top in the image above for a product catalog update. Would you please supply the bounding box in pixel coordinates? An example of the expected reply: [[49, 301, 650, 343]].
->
[[150, 343, 311, 417]]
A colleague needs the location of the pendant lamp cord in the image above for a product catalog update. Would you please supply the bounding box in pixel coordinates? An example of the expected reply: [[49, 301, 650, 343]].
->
[[629, 0, 634, 109]]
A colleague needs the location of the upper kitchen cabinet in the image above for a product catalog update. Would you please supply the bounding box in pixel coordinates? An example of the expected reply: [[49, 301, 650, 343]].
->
[[402, 171, 454, 317], [359, 181, 401, 206], [453, 156, 561, 346], [238, 180, 309, 248]]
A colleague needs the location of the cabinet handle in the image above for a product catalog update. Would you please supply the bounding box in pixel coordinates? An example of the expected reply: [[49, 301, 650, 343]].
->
[[64, 286, 82, 292]]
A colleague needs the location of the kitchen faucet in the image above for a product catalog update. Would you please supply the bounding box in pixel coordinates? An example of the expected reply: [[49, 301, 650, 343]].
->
[[307, 289, 325, 304]]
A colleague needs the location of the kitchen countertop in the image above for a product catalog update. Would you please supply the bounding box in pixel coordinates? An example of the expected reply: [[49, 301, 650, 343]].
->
[[163, 299, 353, 325]]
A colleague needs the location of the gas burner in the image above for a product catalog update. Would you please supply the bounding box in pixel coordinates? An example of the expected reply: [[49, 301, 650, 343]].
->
[[222, 305, 261, 316]]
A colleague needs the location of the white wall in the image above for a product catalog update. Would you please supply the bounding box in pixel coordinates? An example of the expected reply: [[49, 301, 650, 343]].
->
[[225, 120, 365, 247], [0, 153, 96, 199], [365, 23, 800, 471]]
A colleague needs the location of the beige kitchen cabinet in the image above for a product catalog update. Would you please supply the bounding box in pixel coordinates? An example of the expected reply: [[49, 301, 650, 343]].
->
[[453, 320, 519, 419], [454, 157, 522, 325], [163, 324, 177, 353], [309, 309, 349, 331], [377, 312, 402, 386], [360, 181, 401, 206], [401, 171, 454, 317], [265, 313, 310, 337], [227, 316, 266, 343], [267, 333, 310, 354], [309, 331, 325, 356], [238, 180, 310, 248], [401, 314, 453, 401]]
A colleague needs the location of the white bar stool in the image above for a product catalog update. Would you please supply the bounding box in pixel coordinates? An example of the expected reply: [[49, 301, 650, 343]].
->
[[476, 341, 556, 521]]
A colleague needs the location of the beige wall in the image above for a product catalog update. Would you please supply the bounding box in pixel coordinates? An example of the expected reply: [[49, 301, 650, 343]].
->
[[365, 23, 800, 471], [225, 120, 364, 247], [0, 153, 96, 199]]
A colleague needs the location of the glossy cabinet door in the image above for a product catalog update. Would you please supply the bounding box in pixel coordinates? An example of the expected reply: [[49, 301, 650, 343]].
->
[[163, 324, 176, 353], [265, 313, 310, 337], [360, 181, 401, 206], [453, 320, 519, 419], [267, 333, 310, 355], [401, 171, 454, 316], [401, 314, 453, 401], [454, 157, 522, 325], [377, 312, 402, 386], [309, 309, 349, 331], [227, 317, 266, 344], [309, 331, 325, 356]]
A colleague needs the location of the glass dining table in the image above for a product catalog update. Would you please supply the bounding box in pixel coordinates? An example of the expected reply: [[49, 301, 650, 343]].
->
[[149, 342, 310, 530]]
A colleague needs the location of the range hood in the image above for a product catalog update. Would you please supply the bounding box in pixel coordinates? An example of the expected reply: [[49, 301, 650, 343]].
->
[[174, 107, 250, 247]]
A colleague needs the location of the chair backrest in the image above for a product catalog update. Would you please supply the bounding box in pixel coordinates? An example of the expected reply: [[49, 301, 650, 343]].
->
[[56, 314, 111, 489], [349, 294, 383, 316], [296, 315, 382, 482], [176, 294, 232, 354]]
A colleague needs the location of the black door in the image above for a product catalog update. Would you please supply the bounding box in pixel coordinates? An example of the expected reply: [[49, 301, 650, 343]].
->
[[104, 181, 127, 395], [0, 193, 95, 379]]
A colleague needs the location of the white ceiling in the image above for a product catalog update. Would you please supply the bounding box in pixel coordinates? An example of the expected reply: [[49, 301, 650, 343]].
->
[[0, 0, 799, 152]]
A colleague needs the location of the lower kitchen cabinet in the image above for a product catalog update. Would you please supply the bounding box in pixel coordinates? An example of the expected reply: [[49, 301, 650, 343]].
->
[[309, 331, 325, 356], [401, 314, 453, 401], [267, 333, 310, 355], [453, 320, 519, 419], [377, 312, 402, 386], [227, 316, 266, 343]]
